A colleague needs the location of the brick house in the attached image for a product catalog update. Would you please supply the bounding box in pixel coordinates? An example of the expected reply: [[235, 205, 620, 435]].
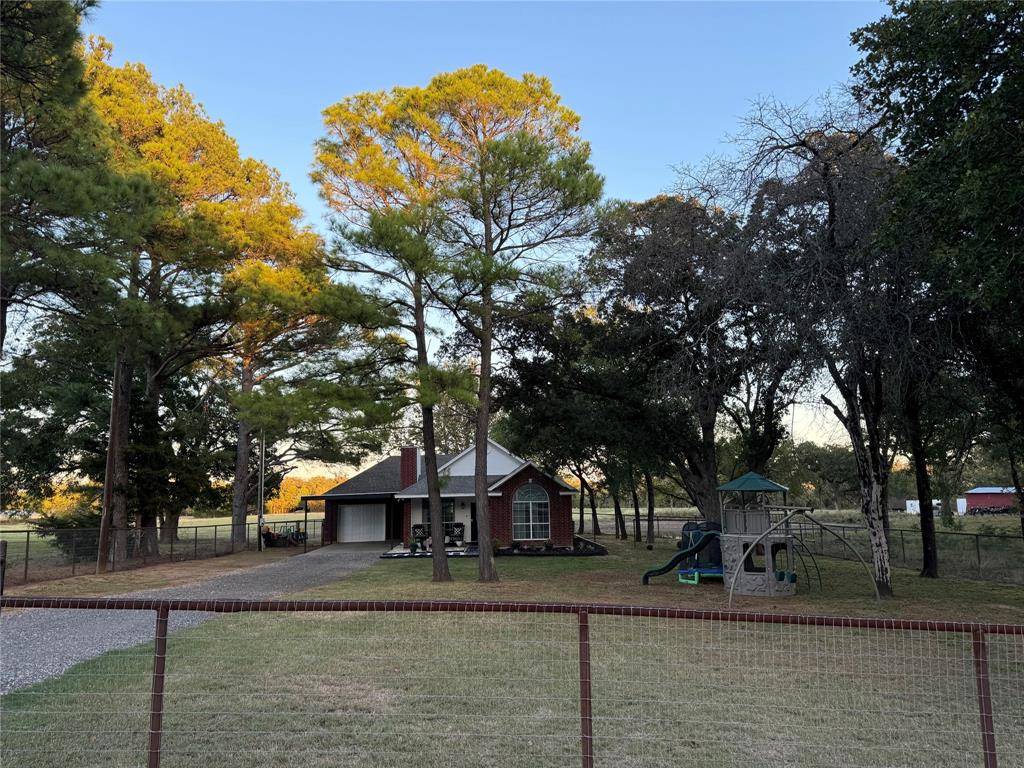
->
[[301, 439, 576, 548]]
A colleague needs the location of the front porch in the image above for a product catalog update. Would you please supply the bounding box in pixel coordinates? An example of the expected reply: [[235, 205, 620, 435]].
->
[[381, 542, 480, 559]]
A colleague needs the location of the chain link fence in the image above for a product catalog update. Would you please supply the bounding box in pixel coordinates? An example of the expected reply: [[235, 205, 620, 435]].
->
[[0, 598, 1021, 767], [0, 517, 324, 588]]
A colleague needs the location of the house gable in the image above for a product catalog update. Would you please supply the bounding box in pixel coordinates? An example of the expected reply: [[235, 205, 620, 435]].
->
[[438, 439, 524, 478]]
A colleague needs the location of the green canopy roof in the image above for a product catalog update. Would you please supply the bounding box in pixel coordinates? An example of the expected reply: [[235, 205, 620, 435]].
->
[[717, 472, 788, 493]]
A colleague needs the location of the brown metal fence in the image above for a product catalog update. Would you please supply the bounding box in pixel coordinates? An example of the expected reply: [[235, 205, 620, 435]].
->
[[1, 597, 1021, 768], [0, 517, 324, 588]]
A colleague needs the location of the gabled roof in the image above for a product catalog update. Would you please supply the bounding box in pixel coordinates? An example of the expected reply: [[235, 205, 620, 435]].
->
[[302, 452, 454, 500], [718, 472, 788, 493], [488, 461, 578, 495], [437, 438, 524, 473], [965, 486, 1016, 495], [395, 475, 506, 498]]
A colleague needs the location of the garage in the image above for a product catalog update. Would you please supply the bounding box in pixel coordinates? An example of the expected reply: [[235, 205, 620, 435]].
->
[[338, 504, 386, 542]]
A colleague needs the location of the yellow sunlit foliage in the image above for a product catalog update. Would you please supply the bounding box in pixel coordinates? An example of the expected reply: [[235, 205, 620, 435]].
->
[[41, 483, 101, 519], [265, 475, 346, 515]]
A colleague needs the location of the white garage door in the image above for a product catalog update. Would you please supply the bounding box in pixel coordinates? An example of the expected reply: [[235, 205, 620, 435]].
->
[[338, 504, 386, 542]]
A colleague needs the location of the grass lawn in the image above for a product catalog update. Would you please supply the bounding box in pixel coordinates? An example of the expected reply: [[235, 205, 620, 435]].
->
[[300, 537, 1024, 624], [2, 538, 1022, 768]]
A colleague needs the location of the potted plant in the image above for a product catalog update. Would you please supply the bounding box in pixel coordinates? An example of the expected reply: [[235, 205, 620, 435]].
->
[[543, 539, 554, 551], [409, 541, 419, 554]]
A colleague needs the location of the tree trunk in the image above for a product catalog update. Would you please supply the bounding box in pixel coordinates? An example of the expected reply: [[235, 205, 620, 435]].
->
[[136, 361, 163, 558], [413, 279, 451, 583], [423, 403, 451, 581], [231, 363, 255, 545], [671, 408, 723, 523], [643, 470, 656, 545], [1009, 448, 1024, 540], [473, 293, 498, 582], [905, 384, 938, 577], [825, 384, 894, 596], [612, 492, 626, 539], [98, 347, 133, 572], [576, 468, 586, 534], [0, 279, 12, 355], [630, 479, 642, 542], [585, 479, 601, 536]]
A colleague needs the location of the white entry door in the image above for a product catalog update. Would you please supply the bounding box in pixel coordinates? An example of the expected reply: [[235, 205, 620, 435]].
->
[[338, 504, 386, 542]]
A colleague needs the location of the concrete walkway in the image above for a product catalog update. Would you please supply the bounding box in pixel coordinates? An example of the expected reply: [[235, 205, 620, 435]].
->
[[0, 544, 382, 693]]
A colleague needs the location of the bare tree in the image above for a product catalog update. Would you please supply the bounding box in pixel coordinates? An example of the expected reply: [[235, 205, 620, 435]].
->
[[737, 96, 900, 595]]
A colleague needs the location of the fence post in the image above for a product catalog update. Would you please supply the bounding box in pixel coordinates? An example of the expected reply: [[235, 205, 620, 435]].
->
[[304, 506, 309, 554], [577, 610, 594, 768], [71, 531, 77, 576], [900, 529, 906, 566], [230, 522, 236, 555], [0, 539, 7, 595], [213, 525, 218, 557], [24, 530, 30, 582], [169, 530, 174, 561], [976, 535, 983, 579], [111, 531, 117, 572], [147, 604, 170, 768], [972, 629, 998, 768]]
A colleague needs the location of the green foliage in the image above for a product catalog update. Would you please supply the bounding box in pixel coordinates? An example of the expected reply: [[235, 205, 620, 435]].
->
[[854, 1, 1024, 428]]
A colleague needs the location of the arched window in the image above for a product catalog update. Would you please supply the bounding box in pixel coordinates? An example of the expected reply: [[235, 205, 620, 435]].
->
[[512, 484, 550, 540]]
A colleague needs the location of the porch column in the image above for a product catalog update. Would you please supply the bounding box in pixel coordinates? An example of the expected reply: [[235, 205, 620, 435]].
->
[[401, 500, 412, 546]]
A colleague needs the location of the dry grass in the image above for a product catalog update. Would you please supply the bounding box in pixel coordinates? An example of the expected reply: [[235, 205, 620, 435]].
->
[[3, 547, 302, 598], [2, 537, 1023, 768], [301, 537, 1024, 624]]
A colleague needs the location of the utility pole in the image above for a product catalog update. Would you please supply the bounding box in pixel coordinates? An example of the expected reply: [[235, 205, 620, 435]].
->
[[258, 428, 266, 552]]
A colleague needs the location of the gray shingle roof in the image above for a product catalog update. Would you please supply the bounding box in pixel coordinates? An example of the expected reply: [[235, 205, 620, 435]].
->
[[311, 453, 456, 498], [396, 474, 505, 497]]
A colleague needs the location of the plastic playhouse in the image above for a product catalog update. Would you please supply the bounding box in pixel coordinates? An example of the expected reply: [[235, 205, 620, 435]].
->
[[642, 471, 880, 604]]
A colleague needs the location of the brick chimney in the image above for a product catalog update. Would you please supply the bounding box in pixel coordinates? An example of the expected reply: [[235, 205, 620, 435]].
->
[[400, 446, 418, 489]]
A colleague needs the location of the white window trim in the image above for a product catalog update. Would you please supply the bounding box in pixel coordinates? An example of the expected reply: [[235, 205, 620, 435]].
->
[[512, 484, 551, 541]]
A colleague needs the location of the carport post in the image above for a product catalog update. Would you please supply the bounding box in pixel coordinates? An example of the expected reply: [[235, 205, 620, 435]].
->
[[303, 501, 309, 554]]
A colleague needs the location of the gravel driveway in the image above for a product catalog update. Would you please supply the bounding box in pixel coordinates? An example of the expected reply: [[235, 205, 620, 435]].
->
[[0, 543, 382, 693]]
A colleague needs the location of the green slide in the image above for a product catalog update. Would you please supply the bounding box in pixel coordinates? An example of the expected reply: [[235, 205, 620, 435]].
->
[[641, 531, 720, 585]]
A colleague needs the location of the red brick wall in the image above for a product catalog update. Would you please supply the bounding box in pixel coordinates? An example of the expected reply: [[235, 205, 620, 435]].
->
[[400, 446, 417, 488], [489, 465, 574, 548], [966, 492, 1015, 510]]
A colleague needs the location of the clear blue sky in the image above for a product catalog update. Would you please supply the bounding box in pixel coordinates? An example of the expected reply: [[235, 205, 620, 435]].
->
[[84, 1, 886, 235]]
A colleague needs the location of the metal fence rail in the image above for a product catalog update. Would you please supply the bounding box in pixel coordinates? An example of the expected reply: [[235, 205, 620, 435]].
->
[[0, 517, 324, 588], [1, 597, 1021, 768]]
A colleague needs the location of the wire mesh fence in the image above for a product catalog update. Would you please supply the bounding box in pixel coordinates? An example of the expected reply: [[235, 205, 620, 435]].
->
[[0, 517, 324, 588], [0, 598, 1021, 768], [578, 513, 1024, 585]]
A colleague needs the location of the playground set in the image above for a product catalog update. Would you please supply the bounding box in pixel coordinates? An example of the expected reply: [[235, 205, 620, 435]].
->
[[642, 472, 880, 605]]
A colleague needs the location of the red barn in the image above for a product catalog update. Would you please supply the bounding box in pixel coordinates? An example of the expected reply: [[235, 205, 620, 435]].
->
[[964, 487, 1018, 513]]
